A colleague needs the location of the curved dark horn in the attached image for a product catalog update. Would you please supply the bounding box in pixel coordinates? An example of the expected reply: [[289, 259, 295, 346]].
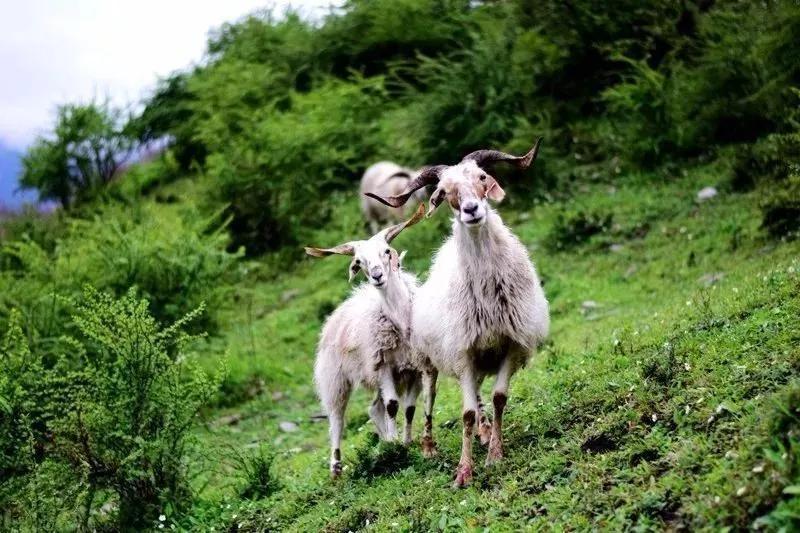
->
[[382, 203, 425, 243], [365, 165, 446, 208], [304, 243, 355, 258], [461, 137, 542, 170]]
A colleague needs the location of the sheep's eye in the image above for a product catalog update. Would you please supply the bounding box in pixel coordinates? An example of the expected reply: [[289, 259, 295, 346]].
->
[[385, 249, 391, 255], [354, 259, 361, 266], [480, 174, 487, 181]]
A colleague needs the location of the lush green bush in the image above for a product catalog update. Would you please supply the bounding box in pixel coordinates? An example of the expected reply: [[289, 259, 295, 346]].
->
[[0, 288, 222, 530], [0, 200, 240, 339], [231, 445, 280, 500], [761, 174, 800, 240], [206, 77, 388, 253]]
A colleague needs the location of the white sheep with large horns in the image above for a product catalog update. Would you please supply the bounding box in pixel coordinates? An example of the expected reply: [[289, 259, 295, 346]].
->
[[305, 204, 428, 477], [365, 139, 549, 487], [360, 162, 427, 234]]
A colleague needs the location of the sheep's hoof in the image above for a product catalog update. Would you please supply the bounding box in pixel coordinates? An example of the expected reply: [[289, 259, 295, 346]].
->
[[485, 442, 504, 466], [478, 421, 492, 446], [421, 436, 438, 458], [330, 461, 343, 478], [453, 463, 473, 488]]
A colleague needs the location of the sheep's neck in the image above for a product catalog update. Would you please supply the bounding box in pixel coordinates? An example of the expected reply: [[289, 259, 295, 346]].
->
[[379, 271, 413, 340], [453, 208, 504, 261]]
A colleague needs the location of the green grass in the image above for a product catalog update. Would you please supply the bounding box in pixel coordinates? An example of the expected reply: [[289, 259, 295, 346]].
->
[[178, 162, 799, 531]]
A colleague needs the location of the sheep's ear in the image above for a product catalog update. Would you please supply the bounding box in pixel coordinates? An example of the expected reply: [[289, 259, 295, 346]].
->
[[485, 176, 506, 202], [305, 243, 355, 257], [427, 188, 446, 217], [389, 249, 400, 272]]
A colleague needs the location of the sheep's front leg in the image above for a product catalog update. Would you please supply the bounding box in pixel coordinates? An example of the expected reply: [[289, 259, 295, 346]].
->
[[378, 366, 400, 441], [421, 367, 438, 457], [454, 367, 478, 488], [486, 354, 522, 466], [401, 376, 422, 445], [368, 392, 388, 439]]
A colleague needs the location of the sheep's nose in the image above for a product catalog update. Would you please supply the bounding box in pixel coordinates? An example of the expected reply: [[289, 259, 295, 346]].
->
[[462, 201, 479, 215], [370, 267, 383, 281]]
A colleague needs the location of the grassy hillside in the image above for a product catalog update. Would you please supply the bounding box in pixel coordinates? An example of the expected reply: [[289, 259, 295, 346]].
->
[[3, 0, 800, 531], [174, 160, 799, 531]]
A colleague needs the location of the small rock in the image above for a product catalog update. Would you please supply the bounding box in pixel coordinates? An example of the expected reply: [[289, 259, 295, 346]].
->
[[736, 486, 748, 497], [214, 413, 242, 426], [699, 272, 725, 287], [697, 186, 718, 202], [752, 464, 765, 473], [279, 421, 299, 433], [271, 390, 285, 401], [609, 243, 624, 253], [281, 288, 301, 303], [580, 301, 601, 316]]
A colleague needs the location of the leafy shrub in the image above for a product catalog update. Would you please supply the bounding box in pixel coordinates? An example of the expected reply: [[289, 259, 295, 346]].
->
[[206, 77, 387, 253], [0, 200, 240, 338], [732, 131, 800, 191], [350, 440, 412, 480], [0, 207, 65, 252], [312, 0, 470, 78], [231, 445, 280, 500], [0, 288, 222, 529], [546, 210, 614, 251], [761, 174, 800, 240]]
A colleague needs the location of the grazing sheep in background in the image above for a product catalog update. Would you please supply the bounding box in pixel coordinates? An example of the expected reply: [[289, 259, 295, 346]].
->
[[366, 139, 549, 487], [360, 162, 427, 233], [305, 205, 426, 477]]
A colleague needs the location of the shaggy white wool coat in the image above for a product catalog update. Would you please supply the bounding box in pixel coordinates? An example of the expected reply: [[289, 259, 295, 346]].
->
[[315, 270, 420, 398], [411, 208, 549, 380]]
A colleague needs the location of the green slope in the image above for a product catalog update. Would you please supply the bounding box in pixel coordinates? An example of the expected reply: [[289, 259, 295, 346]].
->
[[185, 161, 800, 531]]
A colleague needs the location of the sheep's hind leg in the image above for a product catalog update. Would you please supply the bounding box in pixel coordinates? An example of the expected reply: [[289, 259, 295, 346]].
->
[[327, 388, 350, 477], [486, 353, 522, 466], [476, 373, 492, 446], [421, 367, 438, 457], [454, 366, 478, 488]]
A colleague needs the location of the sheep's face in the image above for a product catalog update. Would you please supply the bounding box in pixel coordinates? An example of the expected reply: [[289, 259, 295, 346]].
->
[[429, 160, 505, 227], [305, 204, 424, 285], [347, 235, 399, 289]]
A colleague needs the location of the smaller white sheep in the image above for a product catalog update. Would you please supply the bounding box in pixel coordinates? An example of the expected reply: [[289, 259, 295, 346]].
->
[[305, 204, 425, 476], [360, 162, 427, 233]]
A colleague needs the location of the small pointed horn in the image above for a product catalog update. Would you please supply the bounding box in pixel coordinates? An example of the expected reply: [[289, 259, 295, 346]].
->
[[461, 137, 542, 170], [304, 243, 355, 257], [365, 165, 445, 208], [382, 203, 425, 243]]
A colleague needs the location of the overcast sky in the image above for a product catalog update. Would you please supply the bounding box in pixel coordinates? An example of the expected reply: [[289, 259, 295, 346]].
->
[[0, 0, 337, 151]]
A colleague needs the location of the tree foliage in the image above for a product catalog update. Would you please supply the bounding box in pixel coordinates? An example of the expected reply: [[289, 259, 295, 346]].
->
[[121, 0, 800, 253], [20, 101, 135, 208]]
